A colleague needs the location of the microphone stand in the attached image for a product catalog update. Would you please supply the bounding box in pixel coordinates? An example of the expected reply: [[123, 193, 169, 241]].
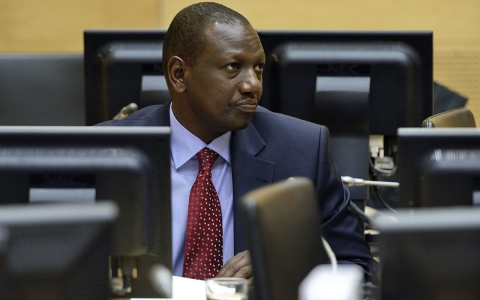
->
[[341, 176, 399, 188]]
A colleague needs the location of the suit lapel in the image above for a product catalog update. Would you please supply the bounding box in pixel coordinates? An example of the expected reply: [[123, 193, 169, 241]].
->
[[231, 122, 275, 252]]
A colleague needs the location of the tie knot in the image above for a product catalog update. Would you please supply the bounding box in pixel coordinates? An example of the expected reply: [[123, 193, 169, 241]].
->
[[197, 147, 219, 172]]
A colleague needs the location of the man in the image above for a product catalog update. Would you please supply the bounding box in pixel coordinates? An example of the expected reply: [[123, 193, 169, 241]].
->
[[98, 2, 378, 283]]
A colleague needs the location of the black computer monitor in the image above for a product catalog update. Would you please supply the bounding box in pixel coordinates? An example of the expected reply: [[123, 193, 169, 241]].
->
[[258, 30, 433, 202], [397, 127, 480, 208], [0, 54, 85, 126], [0, 226, 8, 298], [84, 30, 168, 125], [375, 206, 480, 300], [0, 201, 118, 300], [0, 126, 172, 298]]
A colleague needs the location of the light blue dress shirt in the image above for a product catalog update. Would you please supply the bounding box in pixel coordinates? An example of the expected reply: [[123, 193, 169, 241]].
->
[[169, 105, 234, 277]]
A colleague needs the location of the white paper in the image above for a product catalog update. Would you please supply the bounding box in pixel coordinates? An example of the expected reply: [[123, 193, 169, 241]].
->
[[131, 276, 206, 300]]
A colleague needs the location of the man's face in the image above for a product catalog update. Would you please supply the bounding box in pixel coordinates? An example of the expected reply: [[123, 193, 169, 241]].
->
[[176, 22, 265, 143]]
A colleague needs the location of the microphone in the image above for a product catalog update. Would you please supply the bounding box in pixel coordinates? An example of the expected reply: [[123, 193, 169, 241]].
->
[[341, 176, 399, 188], [149, 264, 172, 297]]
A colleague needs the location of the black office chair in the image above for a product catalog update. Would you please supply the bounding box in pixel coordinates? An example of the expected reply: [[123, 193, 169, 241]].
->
[[422, 107, 476, 128], [241, 177, 328, 300]]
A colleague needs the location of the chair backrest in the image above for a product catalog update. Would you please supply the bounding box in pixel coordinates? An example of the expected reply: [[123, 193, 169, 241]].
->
[[241, 177, 327, 300], [422, 107, 476, 128]]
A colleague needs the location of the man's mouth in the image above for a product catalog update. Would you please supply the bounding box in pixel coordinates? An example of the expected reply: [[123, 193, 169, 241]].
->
[[235, 101, 257, 112]]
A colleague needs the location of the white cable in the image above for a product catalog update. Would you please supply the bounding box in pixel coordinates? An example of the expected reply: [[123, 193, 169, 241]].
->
[[322, 237, 337, 274]]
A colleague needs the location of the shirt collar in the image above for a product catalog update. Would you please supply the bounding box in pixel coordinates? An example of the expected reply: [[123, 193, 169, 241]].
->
[[170, 103, 231, 169]]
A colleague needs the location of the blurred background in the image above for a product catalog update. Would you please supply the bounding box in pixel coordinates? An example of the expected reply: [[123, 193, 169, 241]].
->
[[1, 0, 479, 123]]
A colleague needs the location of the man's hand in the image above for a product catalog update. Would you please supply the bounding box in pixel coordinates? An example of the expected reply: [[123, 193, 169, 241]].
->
[[216, 250, 253, 282]]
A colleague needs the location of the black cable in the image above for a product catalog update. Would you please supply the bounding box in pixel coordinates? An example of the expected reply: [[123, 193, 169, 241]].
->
[[349, 201, 373, 226], [370, 185, 398, 215], [368, 156, 399, 214]]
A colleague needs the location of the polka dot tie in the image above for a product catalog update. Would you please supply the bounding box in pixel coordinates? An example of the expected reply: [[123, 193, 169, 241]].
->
[[182, 147, 223, 280]]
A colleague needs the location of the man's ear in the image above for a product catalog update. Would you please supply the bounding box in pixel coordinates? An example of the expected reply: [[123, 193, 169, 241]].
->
[[167, 56, 187, 93]]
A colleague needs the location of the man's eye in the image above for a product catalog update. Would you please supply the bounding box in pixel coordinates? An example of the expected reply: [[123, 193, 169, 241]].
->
[[227, 63, 239, 70], [255, 63, 265, 71]]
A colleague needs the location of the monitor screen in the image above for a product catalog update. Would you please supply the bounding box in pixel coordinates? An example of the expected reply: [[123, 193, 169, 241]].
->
[[0, 126, 172, 298], [258, 30, 433, 201], [375, 206, 480, 300], [0, 201, 118, 300], [84, 30, 168, 125], [397, 127, 480, 208]]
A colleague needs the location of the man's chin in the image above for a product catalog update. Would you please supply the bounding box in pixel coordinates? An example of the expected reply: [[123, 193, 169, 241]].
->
[[233, 115, 254, 131]]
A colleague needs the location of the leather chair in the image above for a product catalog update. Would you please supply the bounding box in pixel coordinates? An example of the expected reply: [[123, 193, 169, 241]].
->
[[241, 177, 328, 300], [422, 107, 476, 128]]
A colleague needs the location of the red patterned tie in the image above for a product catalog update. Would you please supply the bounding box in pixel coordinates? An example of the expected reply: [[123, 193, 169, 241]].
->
[[182, 147, 223, 280]]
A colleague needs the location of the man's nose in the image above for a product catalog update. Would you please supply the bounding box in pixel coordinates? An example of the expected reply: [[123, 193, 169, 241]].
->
[[239, 68, 261, 95]]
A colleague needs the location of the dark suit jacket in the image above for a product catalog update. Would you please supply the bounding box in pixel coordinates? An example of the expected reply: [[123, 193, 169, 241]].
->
[[98, 102, 378, 282]]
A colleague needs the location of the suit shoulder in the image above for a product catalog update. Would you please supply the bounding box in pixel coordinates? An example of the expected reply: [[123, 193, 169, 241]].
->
[[253, 106, 327, 133], [95, 105, 163, 126]]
